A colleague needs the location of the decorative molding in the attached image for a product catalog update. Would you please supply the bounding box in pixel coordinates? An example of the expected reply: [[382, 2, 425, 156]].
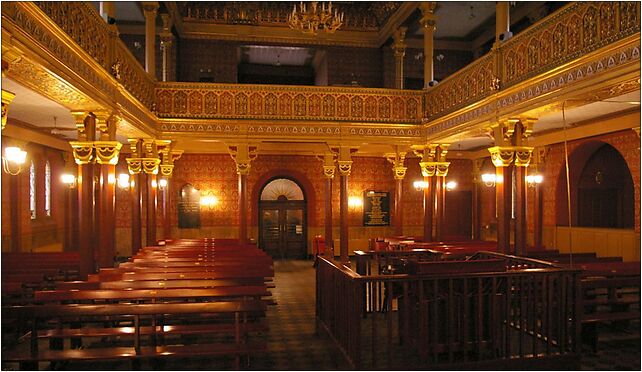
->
[[1, 89, 16, 130]]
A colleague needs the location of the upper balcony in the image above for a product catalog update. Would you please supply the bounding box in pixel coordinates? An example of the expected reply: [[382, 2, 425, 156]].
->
[[1, 1, 639, 145]]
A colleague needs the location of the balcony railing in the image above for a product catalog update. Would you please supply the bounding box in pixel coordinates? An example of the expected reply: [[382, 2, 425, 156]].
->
[[3, 1, 640, 130]]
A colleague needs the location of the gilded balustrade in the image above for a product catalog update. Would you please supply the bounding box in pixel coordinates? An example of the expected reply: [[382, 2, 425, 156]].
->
[[501, 1, 640, 88], [34, 1, 110, 70], [113, 42, 156, 110], [423, 53, 496, 120], [156, 83, 423, 124]]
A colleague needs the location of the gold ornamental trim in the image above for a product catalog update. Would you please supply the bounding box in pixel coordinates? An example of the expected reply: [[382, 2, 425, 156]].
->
[[419, 161, 450, 177], [1, 89, 16, 131], [488, 146, 534, 167], [69, 141, 95, 165], [323, 165, 336, 179], [94, 141, 123, 165], [337, 160, 353, 176]]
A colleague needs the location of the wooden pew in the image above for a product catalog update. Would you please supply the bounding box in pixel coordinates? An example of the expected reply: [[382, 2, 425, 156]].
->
[[2, 301, 267, 370], [578, 261, 641, 351]]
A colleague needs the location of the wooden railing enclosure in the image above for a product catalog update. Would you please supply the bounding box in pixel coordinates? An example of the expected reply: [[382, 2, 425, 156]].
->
[[316, 255, 582, 370]]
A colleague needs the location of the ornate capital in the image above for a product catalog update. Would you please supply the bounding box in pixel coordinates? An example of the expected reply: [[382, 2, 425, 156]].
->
[[337, 160, 352, 176], [2, 89, 15, 130], [393, 166, 407, 180], [420, 161, 449, 177], [228, 143, 258, 175], [94, 141, 122, 165], [488, 146, 515, 167], [126, 158, 142, 174], [142, 158, 161, 174], [323, 165, 336, 179], [419, 2, 437, 29], [514, 146, 534, 167], [69, 141, 95, 165], [160, 164, 174, 177], [419, 161, 435, 177]]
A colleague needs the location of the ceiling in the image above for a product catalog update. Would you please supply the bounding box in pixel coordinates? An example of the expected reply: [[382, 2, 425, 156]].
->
[[433, 2, 496, 39]]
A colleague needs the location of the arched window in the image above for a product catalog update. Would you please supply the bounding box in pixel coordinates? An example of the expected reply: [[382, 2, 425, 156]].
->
[[30, 160, 36, 220], [45, 161, 51, 216], [260, 178, 304, 201]]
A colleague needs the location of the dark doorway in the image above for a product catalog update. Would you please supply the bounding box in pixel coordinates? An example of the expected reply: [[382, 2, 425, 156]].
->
[[259, 178, 307, 259]]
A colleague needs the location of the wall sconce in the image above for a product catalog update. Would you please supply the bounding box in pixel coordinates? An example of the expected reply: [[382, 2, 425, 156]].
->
[[446, 180, 457, 191], [2, 146, 27, 175], [158, 178, 168, 189], [526, 174, 543, 187], [108, 174, 116, 185], [348, 196, 363, 209], [61, 173, 77, 188], [481, 173, 498, 187], [117, 173, 130, 189], [413, 180, 428, 191], [151, 179, 158, 188], [200, 194, 219, 209]]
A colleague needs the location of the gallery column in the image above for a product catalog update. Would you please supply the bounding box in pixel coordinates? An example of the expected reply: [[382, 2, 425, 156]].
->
[[337, 146, 355, 266], [386, 149, 407, 237], [322, 153, 336, 259], [143, 2, 158, 77], [392, 27, 407, 90], [229, 144, 258, 245], [159, 145, 183, 240], [419, 1, 437, 88], [127, 139, 143, 254]]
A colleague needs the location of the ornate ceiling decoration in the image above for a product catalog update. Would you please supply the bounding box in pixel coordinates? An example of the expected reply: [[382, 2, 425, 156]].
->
[[176, 1, 401, 32]]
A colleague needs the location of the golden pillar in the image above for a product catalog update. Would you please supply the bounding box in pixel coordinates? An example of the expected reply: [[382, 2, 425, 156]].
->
[[392, 27, 407, 90], [160, 13, 174, 82], [142, 2, 158, 77], [420, 2, 437, 89], [322, 153, 336, 259], [495, 1, 511, 46], [336, 146, 356, 266], [385, 149, 407, 237], [228, 144, 258, 245]]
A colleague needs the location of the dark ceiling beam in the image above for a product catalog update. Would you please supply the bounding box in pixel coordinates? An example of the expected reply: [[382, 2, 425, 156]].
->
[[376, 2, 420, 47]]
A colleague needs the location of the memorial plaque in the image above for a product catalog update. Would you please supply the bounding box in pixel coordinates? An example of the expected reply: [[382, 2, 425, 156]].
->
[[363, 190, 390, 226], [178, 184, 201, 228]]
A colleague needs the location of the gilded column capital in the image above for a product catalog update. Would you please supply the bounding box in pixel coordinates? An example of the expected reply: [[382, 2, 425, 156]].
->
[[337, 160, 353, 176], [323, 165, 336, 179], [488, 146, 515, 167], [69, 141, 95, 165], [385, 149, 407, 180], [70, 111, 93, 141], [94, 141, 122, 165], [1, 89, 15, 130], [393, 166, 407, 180], [392, 27, 408, 57], [513, 146, 534, 167], [228, 143, 258, 175], [420, 161, 450, 177], [142, 2, 159, 16], [419, 2, 437, 29]]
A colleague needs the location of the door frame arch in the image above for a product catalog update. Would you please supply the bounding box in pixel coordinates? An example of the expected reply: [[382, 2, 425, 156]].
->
[[257, 176, 308, 259]]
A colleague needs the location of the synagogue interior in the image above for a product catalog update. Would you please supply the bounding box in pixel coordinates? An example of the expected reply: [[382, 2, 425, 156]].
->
[[1, 1, 640, 370]]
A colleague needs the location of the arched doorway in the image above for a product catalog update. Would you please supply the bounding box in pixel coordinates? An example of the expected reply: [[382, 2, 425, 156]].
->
[[259, 178, 307, 259]]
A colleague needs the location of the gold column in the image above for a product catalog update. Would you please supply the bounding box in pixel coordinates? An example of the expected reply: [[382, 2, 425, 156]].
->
[[495, 1, 511, 46], [420, 2, 437, 89], [159, 13, 173, 82], [385, 149, 407, 237], [159, 147, 183, 240], [322, 153, 336, 259], [433, 145, 450, 242], [336, 146, 355, 266], [392, 27, 407, 90], [127, 139, 143, 254], [1, 89, 15, 130], [142, 2, 158, 77], [228, 144, 258, 245], [415, 145, 449, 242]]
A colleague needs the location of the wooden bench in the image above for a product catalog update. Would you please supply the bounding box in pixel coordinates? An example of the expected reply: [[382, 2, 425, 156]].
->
[[2, 301, 267, 370], [579, 262, 641, 351]]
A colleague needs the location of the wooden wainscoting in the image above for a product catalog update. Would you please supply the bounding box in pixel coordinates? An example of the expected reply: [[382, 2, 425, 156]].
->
[[549, 226, 641, 262]]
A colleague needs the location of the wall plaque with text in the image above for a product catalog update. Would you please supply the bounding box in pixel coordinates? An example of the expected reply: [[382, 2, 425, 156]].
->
[[363, 190, 390, 226], [178, 184, 201, 228]]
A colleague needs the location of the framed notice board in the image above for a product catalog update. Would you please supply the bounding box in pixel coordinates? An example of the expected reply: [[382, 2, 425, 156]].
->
[[363, 190, 390, 226], [178, 184, 201, 228]]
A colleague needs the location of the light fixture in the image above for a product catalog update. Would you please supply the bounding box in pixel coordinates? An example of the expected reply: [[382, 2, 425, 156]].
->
[[481, 173, 497, 187], [526, 174, 544, 187], [348, 196, 363, 209], [117, 173, 130, 189], [288, 1, 344, 36], [200, 194, 218, 209], [108, 174, 116, 184], [61, 174, 77, 188], [158, 178, 168, 189], [446, 181, 457, 191], [413, 180, 428, 191], [151, 179, 158, 188], [2, 146, 27, 175]]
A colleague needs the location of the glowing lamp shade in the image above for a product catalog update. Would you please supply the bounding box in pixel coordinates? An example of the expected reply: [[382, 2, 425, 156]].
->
[[526, 174, 544, 186], [4, 147, 27, 164], [348, 196, 363, 209], [446, 181, 457, 191], [61, 174, 76, 186], [117, 173, 130, 189], [413, 180, 429, 190], [158, 178, 168, 189], [151, 179, 158, 188], [107, 174, 116, 184], [200, 195, 218, 209], [2, 146, 28, 175]]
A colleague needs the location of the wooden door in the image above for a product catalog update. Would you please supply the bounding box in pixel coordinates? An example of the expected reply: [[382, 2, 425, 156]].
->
[[259, 201, 306, 259]]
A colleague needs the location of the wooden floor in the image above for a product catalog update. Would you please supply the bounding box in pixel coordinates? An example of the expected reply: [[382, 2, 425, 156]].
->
[[4, 259, 639, 371]]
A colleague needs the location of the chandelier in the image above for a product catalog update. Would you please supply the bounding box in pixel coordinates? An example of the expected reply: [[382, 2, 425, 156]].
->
[[288, 1, 344, 35]]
